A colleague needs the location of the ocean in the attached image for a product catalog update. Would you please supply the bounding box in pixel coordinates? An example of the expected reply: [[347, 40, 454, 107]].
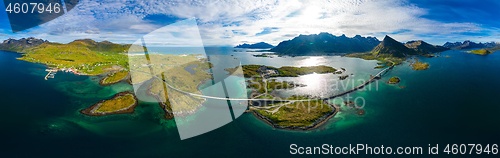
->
[[0, 48, 499, 157]]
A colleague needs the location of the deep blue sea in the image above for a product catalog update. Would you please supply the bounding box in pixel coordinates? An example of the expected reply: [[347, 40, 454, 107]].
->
[[0, 48, 499, 157]]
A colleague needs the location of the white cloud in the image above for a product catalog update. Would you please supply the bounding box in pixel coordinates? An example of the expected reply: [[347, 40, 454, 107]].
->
[[9, 0, 499, 45], [84, 28, 100, 34]]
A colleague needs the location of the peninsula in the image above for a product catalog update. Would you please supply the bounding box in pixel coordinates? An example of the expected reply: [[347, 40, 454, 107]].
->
[[0, 38, 140, 76], [235, 42, 274, 49], [225, 65, 337, 78], [100, 69, 130, 86]]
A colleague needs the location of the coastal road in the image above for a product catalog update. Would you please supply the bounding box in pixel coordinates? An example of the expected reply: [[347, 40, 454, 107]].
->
[[130, 64, 393, 102]]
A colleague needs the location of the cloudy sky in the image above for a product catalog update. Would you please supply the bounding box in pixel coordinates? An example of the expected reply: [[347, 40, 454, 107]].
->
[[0, 0, 499, 46]]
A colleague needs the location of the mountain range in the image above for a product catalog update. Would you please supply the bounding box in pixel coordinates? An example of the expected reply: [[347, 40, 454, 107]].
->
[[0, 38, 133, 54], [269, 32, 380, 55], [0, 37, 48, 52], [443, 41, 499, 49], [372, 35, 449, 58], [235, 42, 274, 49], [345, 35, 450, 60], [405, 40, 449, 54], [3, 36, 495, 61], [371, 35, 416, 58]]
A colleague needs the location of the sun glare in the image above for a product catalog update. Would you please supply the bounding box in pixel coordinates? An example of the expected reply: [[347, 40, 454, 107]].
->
[[299, 56, 325, 66]]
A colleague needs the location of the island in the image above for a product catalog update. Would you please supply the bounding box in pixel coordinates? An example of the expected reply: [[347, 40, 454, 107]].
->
[[465, 49, 493, 55], [339, 75, 349, 80], [80, 92, 138, 116], [253, 54, 269, 57], [421, 54, 441, 58], [409, 59, 430, 70], [252, 53, 277, 57], [388, 77, 401, 84]]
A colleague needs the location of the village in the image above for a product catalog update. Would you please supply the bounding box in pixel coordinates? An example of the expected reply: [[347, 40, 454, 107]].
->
[[44, 68, 81, 80]]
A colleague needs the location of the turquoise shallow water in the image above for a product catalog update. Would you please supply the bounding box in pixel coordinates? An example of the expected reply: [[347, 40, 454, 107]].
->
[[0, 48, 499, 157]]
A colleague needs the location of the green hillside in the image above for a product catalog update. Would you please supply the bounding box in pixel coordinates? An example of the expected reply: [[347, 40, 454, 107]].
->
[[346, 35, 448, 62], [10, 38, 137, 75], [404, 40, 449, 54], [371, 35, 416, 58]]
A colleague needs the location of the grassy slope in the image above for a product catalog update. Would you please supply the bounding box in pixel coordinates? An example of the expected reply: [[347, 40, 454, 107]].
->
[[149, 78, 204, 113], [102, 70, 129, 84], [128, 54, 211, 85], [18, 40, 131, 75]]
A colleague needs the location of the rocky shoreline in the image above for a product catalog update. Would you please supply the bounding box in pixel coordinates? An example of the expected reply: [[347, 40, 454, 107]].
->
[[79, 91, 138, 116], [250, 100, 340, 131]]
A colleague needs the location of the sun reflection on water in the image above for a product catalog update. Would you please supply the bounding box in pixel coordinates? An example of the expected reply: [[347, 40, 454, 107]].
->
[[298, 56, 326, 66], [274, 73, 336, 98]]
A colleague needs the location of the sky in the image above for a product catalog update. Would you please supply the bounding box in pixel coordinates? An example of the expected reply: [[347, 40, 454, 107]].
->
[[0, 0, 499, 46]]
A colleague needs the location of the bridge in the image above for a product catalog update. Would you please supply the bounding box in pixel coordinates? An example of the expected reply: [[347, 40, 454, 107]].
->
[[131, 64, 394, 102], [323, 64, 394, 100]]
